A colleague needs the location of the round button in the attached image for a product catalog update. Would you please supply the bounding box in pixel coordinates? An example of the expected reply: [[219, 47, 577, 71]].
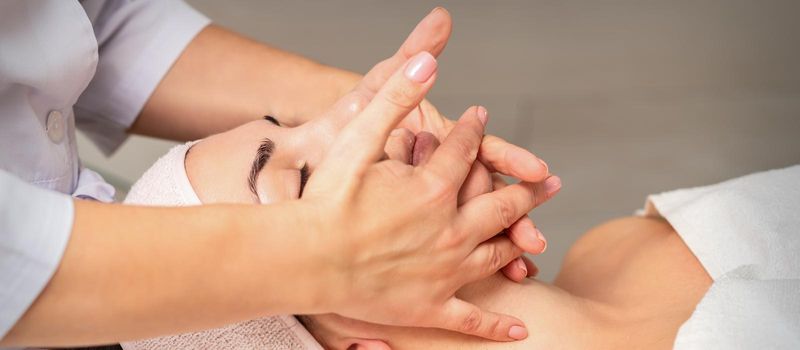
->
[[46, 110, 65, 144]]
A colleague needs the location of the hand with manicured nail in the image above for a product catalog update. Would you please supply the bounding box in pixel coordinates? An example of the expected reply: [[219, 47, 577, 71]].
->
[[281, 7, 561, 341], [339, 8, 556, 278], [412, 128, 560, 283], [300, 8, 557, 284], [299, 50, 558, 341]]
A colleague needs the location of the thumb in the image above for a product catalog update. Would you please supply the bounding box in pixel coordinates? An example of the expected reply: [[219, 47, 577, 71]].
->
[[356, 7, 451, 99], [429, 297, 528, 342], [310, 52, 438, 190]]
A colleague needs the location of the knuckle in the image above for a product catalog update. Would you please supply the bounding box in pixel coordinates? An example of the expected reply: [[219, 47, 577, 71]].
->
[[460, 308, 483, 334], [345, 92, 370, 114], [492, 197, 515, 229], [487, 244, 505, 272], [382, 82, 418, 111], [453, 140, 476, 163], [439, 228, 465, 250], [425, 173, 456, 201], [451, 137, 479, 164], [488, 317, 504, 339], [380, 160, 413, 178], [531, 182, 546, 206]]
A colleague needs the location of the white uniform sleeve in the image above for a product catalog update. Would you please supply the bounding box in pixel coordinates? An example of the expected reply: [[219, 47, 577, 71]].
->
[[0, 170, 74, 338], [75, 0, 211, 155]]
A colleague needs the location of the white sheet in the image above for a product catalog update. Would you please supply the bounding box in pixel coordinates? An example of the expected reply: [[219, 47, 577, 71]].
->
[[643, 165, 800, 349]]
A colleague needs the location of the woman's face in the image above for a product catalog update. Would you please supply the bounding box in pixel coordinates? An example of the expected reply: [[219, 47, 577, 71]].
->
[[185, 116, 340, 204], [183, 111, 441, 206], [182, 110, 497, 349]]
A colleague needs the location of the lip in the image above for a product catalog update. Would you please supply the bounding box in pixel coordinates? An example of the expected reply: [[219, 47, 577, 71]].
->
[[412, 131, 437, 166]]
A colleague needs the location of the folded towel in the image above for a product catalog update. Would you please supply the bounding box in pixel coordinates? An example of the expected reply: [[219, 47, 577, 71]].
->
[[643, 165, 800, 350], [122, 142, 322, 350]]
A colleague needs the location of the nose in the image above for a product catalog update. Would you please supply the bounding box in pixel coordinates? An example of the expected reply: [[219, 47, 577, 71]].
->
[[300, 92, 370, 167]]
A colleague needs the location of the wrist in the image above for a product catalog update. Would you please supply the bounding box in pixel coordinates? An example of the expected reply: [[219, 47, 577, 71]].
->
[[291, 199, 351, 315], [231, 201, 344, 315]]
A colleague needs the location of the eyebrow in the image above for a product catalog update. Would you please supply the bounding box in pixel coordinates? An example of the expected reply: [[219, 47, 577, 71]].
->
[[248, 138, 275, 199], [246, 116, 281, 198]]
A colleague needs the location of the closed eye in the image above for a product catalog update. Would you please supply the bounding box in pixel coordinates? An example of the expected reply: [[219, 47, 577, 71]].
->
[[299, 163, 310, 198]]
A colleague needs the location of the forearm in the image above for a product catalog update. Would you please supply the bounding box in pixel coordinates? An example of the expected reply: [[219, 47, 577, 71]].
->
[[131, 24, 361, 141], [2, 200, 328, 347]]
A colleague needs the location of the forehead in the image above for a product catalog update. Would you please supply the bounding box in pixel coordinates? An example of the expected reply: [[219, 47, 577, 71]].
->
[[184, 120, 282, 203], [195, 121, 274, 159]]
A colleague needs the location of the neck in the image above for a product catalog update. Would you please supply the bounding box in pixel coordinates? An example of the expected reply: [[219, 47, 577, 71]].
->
[[306, 217, 710, 350], [542, 281, 669, 350], [349, 275, 637, 350]]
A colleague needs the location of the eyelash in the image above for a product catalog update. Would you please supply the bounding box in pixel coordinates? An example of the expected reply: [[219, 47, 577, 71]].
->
[[298, 163, 310, 198]]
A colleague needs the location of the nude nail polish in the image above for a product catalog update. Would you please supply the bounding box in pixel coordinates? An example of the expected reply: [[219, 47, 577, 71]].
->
[[516, 258, 528, 275], [404, 52, 437, 83], [477, 106, 488, 126], [508, 325, 528, 340], [534, 228, 547, 253], [543, 176, 562, 196]]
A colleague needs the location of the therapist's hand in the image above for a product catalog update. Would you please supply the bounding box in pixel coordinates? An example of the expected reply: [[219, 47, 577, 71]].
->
[[347, 8, 551, 271], [300, 52, 553, 341], [412, 132, 554, 281], [300, 8, 549, 283]]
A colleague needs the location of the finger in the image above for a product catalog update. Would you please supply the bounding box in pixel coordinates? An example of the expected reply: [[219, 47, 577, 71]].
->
[[431, 297, 528, 341], [507, 216, 546, 254], [313, 91, 370, 135], [501, 257, 528, 283], [456, 176, 562, 244], [424, 106, 487, 189], [522, 255, 539, 278], [457, 162, 493, 205], [491, 174, 547, 254], [328, 8, 450, 129], [462, 235, 523, 283], [357, 7, 452, 98], [317, 52, 438, 181], [385, 128, 415, 164], [478, 134, 549, 182], [491, 173, 509, 190], [411, 131, 439, 166], [396, 8, 452, 60]]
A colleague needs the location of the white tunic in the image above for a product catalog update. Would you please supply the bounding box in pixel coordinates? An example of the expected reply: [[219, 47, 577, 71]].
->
[[0, 0, 209, 337]]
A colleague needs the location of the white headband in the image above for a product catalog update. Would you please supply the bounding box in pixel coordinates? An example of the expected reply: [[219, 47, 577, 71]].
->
[[123, 141, 322, 350]]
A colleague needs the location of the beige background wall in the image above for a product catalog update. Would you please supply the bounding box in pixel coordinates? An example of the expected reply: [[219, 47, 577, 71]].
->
[[77, 0, 800, 281]]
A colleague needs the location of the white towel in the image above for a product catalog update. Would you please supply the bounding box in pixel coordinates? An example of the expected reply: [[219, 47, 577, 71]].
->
[[122, 142, 323, 350], [642, 165, 800, 350]]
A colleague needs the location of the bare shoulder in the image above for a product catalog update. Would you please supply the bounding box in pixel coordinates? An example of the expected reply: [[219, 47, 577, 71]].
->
[[558, 216, 711, 299], [556, 216, 712, 348]]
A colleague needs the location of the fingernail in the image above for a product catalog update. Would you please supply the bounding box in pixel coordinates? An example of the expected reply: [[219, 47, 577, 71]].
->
[[516, 258, 527, 276], [476, 106, 488, 126], [518, 221, 541, 252], [534, 228, 547, 253], [543, 176, 561, 196], [509, 149, 547, 180], [508, 325, 528, 340], [539, 159, 549, 174], [404, 52, 437, 83], [390, 128, 403, 137]]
